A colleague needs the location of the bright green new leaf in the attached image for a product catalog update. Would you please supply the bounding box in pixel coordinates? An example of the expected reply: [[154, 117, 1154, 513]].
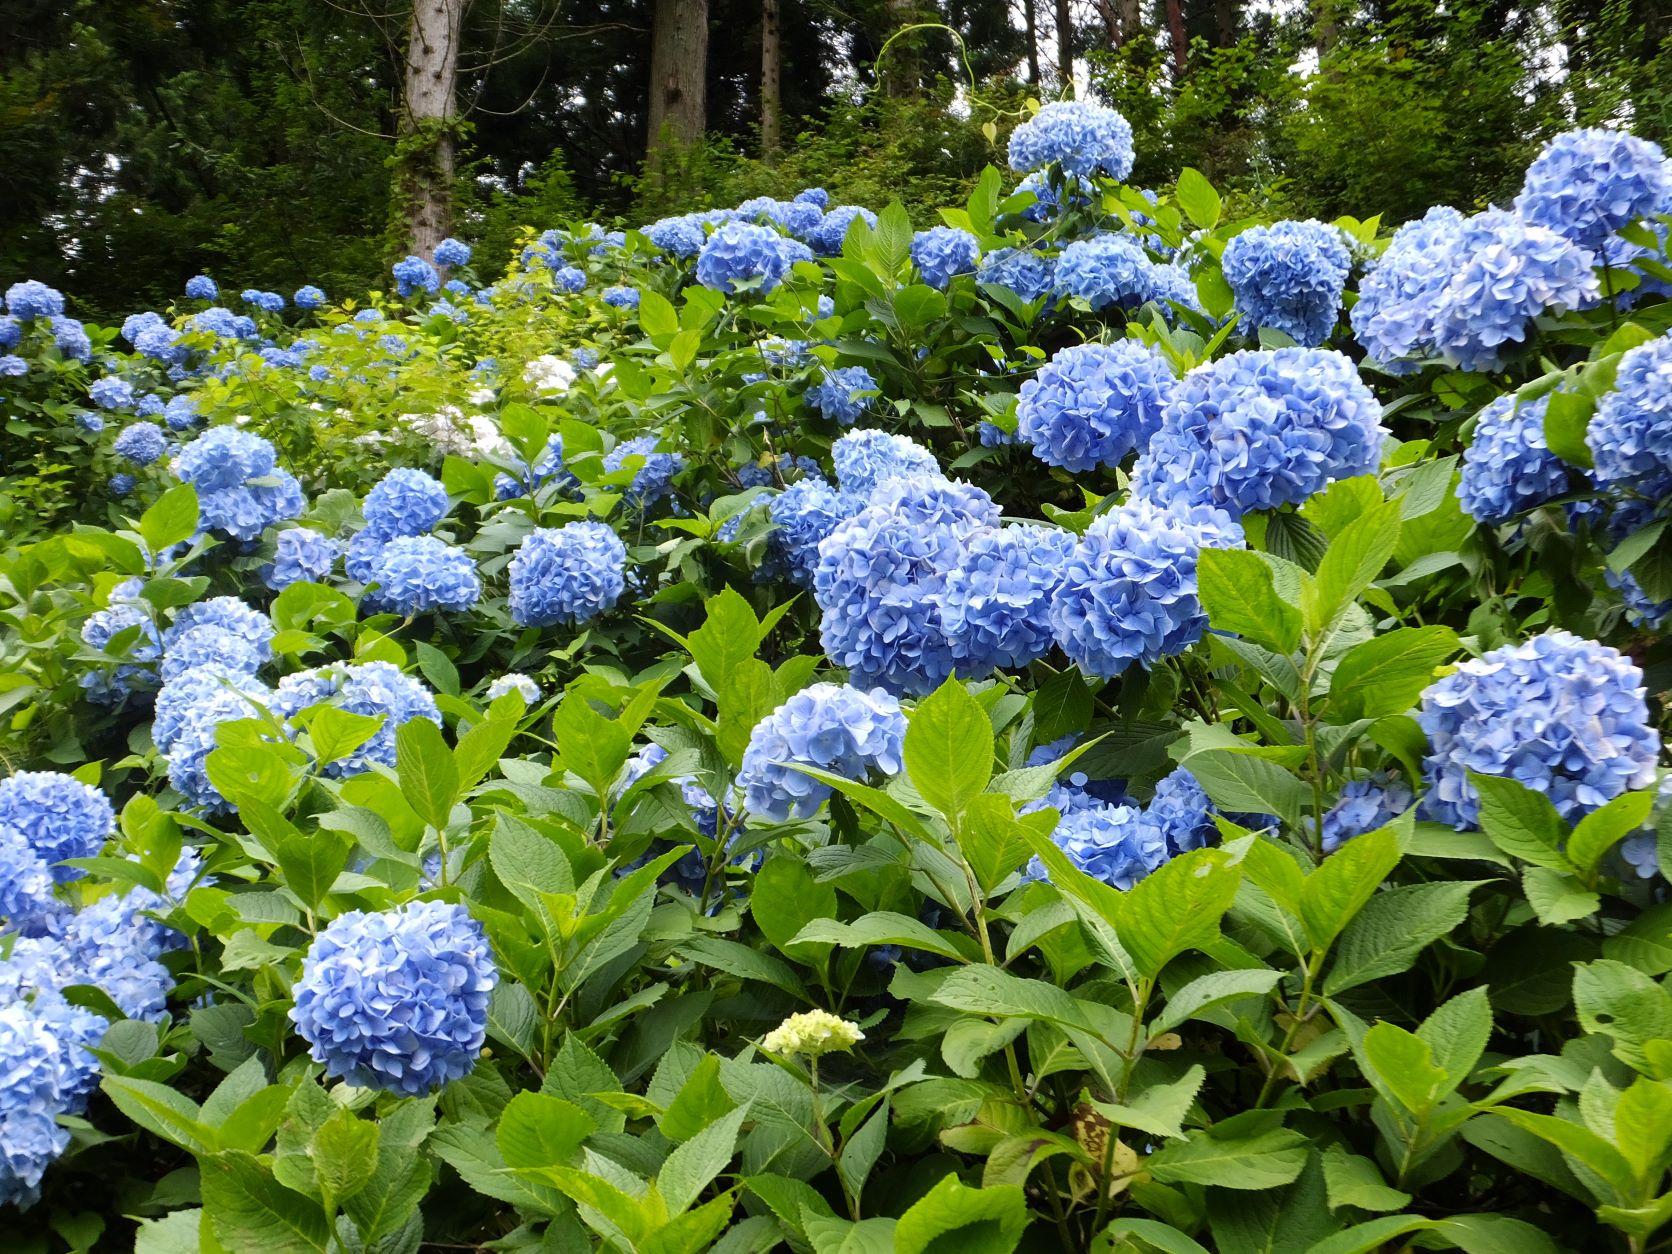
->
[[904, 677, 994, 822]]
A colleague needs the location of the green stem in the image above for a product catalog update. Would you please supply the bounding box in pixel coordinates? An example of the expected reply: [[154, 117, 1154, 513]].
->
[[1256, 949, 1325, 1107]]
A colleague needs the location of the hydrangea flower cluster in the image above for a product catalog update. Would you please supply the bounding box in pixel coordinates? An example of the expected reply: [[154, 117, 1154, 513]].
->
[[939, 524, 1076, 671], [241, 289, 284, 312], [485, 673, 541, 704], [1132, 348, 1386, 516], [767, 477, 862, 587], [1141, 766, 1222, 855], [1458, 392, 1571, 525], [696, 222, 800, 294], [434, 237, 472, 268], [1054, 235, 1162, 311], [165, 680, 273, 812], [291, 900, 497, 1096], [1007, 100, 1136, 181], [978, 248, 1056, 302], [184, 274, 218, 300], [293, 285, 326, 309], [911, 227, 980, 288], [114, 421, 167, 467], [0, 772, 114, 886], [808, 205, 878, 256], [509, 521, 627, 627], [644, 214, 709, 257], [603, 434, 684, 507], [0, 1005, 83, 1207], [737, 683, 906, 821], [1048, 499, 1243, 677], [90, 377, 135, 410], [264, 527, 341, 590], [1321, 772, 1414, 854], [1350, 207, 1468, 369], [1515, 127, 1672, 249], [603, 285, 640, 310], [174, 428, 304, 541], [271, 661, 441, 778], [1042, 803, 1168, 889], [5, 281, 65, 322], [831, 429, 938, 497], [806, 366, 877, 426], [1220, 220, 1352, 346], [1016, 340, 1176, 472], [1589, 333, 1672, 503], [760, 1009, 864, 1057], [363, 467, 451, 538], [364, 536, 481, 614], [523, 354, 577, 395], [392, 255, 440, 297], [1417, 630, 1660, 829]]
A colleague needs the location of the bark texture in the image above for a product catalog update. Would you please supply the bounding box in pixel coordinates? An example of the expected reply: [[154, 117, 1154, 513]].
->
[[760, 0, 781, 156], [648, 0, 710, 164], [399, 0, 466, 258]]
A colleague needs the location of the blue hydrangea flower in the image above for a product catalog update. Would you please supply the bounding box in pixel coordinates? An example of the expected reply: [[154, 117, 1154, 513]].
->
[[552, 265, 587, 293], [979, 248, 1057, 303], [1131, 348, 1386, 516], [808, 206, 878, 256], [5, 281, 65, 322], [363, 467, 450, 538], [696, 221, 798, 294], [80, 584, 162, 702], [485, 673, 541, 704], [271, 662, 440, 778], [911, 227, 981, 289], [114, 422, 167, 467], [0, 1004, 74, 1208], [1036, 802, 1168, 890], [1430, 208, 1601, 372], [815, 476, 1001, 695], [1140, 766, 1222, 855], [736, 196, 824, 238], [603, 435, 683, 506], [1458, 392, 1571, 524], [644, 214, 709, 258], [187, 306, 238, 338], [293, 285, 326, 309], [90, 377, 135, 410], [50, 316, 91, 362], [1589, 333, 1672, 503], [1417, 630, 1660, 829], [56, 892, 177, 1018], [940, 523, 1076, 672], [573, 345, 599, 367], [160, 624, 265, 684], [135, 394, 164, 418], [1516, 127, 1672, 250], [1608, 566, 1672, 629], [1017, 340, 1175, 472], [74, 411, 103, 434], [1350, 207, 1469, 370], [1148, 263, 1200, 315], [807, 367, 877, 426], [1049, 499, 1244, 678], [1055, 235, 1160, 311], [109, 474, 136, 497], [134, 323, 184, 365], [796, 187, 829, 207], [768, 477, 862, 587], [434, 238, 472, 268], [1007, 100, 1136, 181], [495, 434, 571, 501], [0, 355, 28, 377], [265, 527, 341, 590], [0, 317, 17, 348], [1221, 220, 1352, 346], [508, 521, 627, 627], [184, 275, 218, 300], [831, 429, 938, 497], [164, 681, 272, 813], [1321, 771, 1414, 854], [0, 773, 114, 885], [365, 536, 481, 614], [392, 255, 440, 297], [177, 426, 277, 492], [737, 452, 821, 488], [737, 683, 906, 821], [603, 286, 640, 310], [0, 826, 57, 930], [241, 289, 285, 312], [291, 900, 497, 1096]]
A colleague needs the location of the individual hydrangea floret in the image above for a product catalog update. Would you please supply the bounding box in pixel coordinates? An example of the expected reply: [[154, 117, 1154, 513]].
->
[[940, 524, 1076, 672], [832, 429, 939, 497], [1417, 630, 1660, 829], [1588, 333, 1672, 502], [1055, 234, 1160, 311], [0, 772, 115, 884], [767, 477, 862, 587], [363, 467, 450, 538], [1132, 348, 1387, 516], [114, 422, 168, 467], [5, 281, 65, 322], [737, 683, 906, 821], [911, 226, 981, 289], [392, 255, 440, 297], [265, 527, 341, 590], [485, 673, 541, 704], [1321, 772, 1414, 854], [365, 536, 481, 614], [760, 1009, 865, 1057], [1017, 340, 1176, 472], [806, 366, 877, 426], [1516, 127, 1672, 250], [1458, 392, 1571, 525], [508, 521, 627, 627], [1007, 100, 1136, 181], [291, 900, 497, 1096], [1049, 499, 1244, 678], [1221, 220, 1352, 346], [270, 662, 440, 778], [434, 237, 472, 268], [696, 221, 798, 294]]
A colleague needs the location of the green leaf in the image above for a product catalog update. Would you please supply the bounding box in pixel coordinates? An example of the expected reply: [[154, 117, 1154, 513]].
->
[[454, 708, 520, 793], [101, 1076, 215, 1155], [309, 1108, 379, 1211], [657, 1104, 748, 1214], [1097, 1219, 1213, 1253], [1197, 548, 1301, 653], [1096, 1065, 1204, 1140], [1326, 627, 1459, 721], [679, 936, 805, 997], [1360, 1024, 1447, 1114], [1031, 668, 1093, 744], [1416, 986, 1491, 1092], [1325, 880, 1481, 995], [273, 825, 352, 912], [1522, 866, 1600, 925], [792, 912, 969, 961], [412, 640, 460, 697], [1117, 847, 1244, 979], [1144, 1126, 1309, 1189], [837, 1098, 890, 1203], [200, 1151, 331, 1253], [1544, 389, 1595, 468], [1574, 959, 1672, 1073], [1568, 790, 1656, 876], [1301, 1216, 1437, 1254], [1151, 969, 1284, 1036], [497, 1092, 596, 1169], [960, 793, 1042, 893], [395, 716, 459, 829], [490, 811, 574, 912], [1303, 500, 1402, 634], [639, 289, 678, 338], [302, 707, 384, 770], [930, 965, 1108, 1037], [1469, 774, 1572, 871], [139, 483, 200, 555], [1492, 1109, 1636, 1198], [894, 1174, 1029, 1254], [904, 678, 994, 822], [752, 855, 839, 962], [1179, 751, 1307, 830], [1320, 1147, 1410, 1212], [1298, 825, 1401, 952], [1175, 167, 1222, 229]]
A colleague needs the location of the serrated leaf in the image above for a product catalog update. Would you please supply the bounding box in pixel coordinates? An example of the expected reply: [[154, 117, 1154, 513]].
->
[[1198, 548, 1302, 653], [1326, 626, 1459, 721], [1145, 1126, 1308, 1189], [904, 678, 993, 822], [1325, 879, 1481, 995], [1470, 774, 1572, 871], [1117, 847, 1244, 980]]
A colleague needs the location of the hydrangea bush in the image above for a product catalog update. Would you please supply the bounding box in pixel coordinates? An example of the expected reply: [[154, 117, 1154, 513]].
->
[[0, 109, 1669, 1254]]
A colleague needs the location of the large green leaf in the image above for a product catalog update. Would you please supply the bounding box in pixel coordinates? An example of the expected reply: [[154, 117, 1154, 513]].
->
[[1325, 879, 1482, 995], [1469, 774, 1571, 872], [1326, 626, 1459, 721], [1145, 1126, 1309, 1189], [904, 678, 994, 822], [395, 716, 459, 829], [200, 1151, 331, 1254], [894, 1174, 1029, 1254], [1198, 548, 1301, 653], [1117, 847, 1244, 980], [1299, 825, 1401, 952], [1303, 500, 1402, 634]]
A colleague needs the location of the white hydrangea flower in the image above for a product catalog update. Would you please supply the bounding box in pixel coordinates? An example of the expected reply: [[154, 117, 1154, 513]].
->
[[523, 355, 577, 395], [760, 1010, 865, 1058], [485, 673, 540, 703]]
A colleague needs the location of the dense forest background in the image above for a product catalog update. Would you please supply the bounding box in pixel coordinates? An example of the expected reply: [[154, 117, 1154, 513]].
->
[[3, 0, 1668, 318]]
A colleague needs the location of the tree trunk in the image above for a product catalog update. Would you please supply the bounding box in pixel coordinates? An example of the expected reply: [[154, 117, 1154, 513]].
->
[[1054, 0, 1072, 91], [879, 0, 922, 98], [1165, 0, 1189, 76], [647, 0, 709, 165], [1118, 0, 1140, 46], [1024, 0, 1040, 85], [399, 0, 466, 259], [760, 0, 781, 157], [1214, 0, 1239, 47]]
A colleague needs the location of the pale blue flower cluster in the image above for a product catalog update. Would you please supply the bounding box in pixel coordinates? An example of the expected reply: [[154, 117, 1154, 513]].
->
[[911, 227, 981, 288], [737, 682, 906, 821], [1048, 499, 1244, 678], [496, 434, 570, 501], [736, 195, 824, 238], [1054, 235, 1161, 311], [291, 900, 497, 1096], [164, 680, 273, 812], [1220, 220, 1352, 346], [1589, 333, 1672, 503], [271, 661, 440, 778], [4, 281, 64, 322], [90, 377, 135, 410], [767, 477, 862, 587], [1015, 170, 1096, 223], [1007, 100, 1135, 181], [175, 428, 304, 541], [0, 1004, 82, 1207], [603, 285, 640, 310], [644, 214, 709, 258], [508, 521, 627, 627], [697, 221, 800, 293], [1417, 630, 1660, 829], [1516, 127, 1672, 249], [241, 289, 285, 312], [363, 467, 450, 538], [552, 265, 587, 293], [808, 206, 877, 256], [1458, 393, 1570, 524], [393, 255, 440, 297], [184, 275, 218, 300], [1016, 340, 1175, 472], [603, 434, 684, 506], [1132, 348, 1386, 516], [806, 366, 877, 426], [832, 429, 939, 497], [51, 316, 91, 362], [939, 523, 1076, 671], [978, 248, 1056, 302], [737, 452, 821, 488], [1350, 207, 1468, 369], [485, 673, 541, 703], [1321, 772, 1414, 854], [114, 421, 167, 467], [0, 772, 114, 885], [364, 536, 481, 614], [434, 237, 472, 268], [1041, 803, 1167, 890], [293, 285, 326, 309], [264, 527, 341, 590], [1141, 767, 1221, 855]]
